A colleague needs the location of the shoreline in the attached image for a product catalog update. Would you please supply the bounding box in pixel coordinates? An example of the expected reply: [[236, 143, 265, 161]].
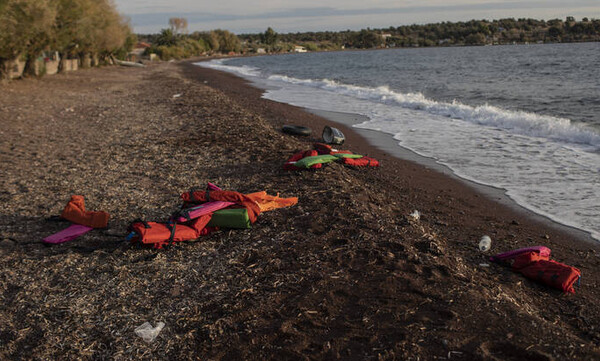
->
[[182, 60, 598, 252], [193, 57, 597, 244], [306, 108, 598, 244]]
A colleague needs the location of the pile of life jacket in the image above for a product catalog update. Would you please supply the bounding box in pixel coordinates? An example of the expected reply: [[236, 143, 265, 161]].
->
[[43, 195, 110, 244], [284, 143, 379, 171], [490, 246, 581, 293], [127, 183, 297, 249]]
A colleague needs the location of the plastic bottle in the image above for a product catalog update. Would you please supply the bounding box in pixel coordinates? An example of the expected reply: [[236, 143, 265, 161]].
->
[[479, 235, 491, 252]]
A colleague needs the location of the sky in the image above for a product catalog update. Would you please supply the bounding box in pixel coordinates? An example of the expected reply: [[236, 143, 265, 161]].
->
[[113, 0, 600, 34]]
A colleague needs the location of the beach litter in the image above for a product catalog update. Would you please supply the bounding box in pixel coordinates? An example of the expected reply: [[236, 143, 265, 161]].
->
[[490, 246, 581, 293], [409, 210, 421, 221], [127, 183, 297, 249], [284, 143, 379, 170], [478, 235, 491, 252], [322, 125, 345, 145], [172, 93, 182, 98], [134, 322, 165, 343], [43, 195, 109, 244], [43, 224, 93, 244]]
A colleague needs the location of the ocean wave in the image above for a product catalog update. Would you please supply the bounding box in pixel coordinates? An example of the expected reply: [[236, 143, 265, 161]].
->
[[196, 59, 262, 78], [267, 74, 600, 148]]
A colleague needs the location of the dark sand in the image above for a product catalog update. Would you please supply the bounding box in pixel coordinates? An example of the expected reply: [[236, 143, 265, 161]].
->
[[0, 60, 599, 360]]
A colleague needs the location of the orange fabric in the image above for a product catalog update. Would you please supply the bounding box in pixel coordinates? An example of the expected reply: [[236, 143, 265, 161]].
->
[[61, 195, 109, 228], [129, 216, 214, 249], [246, 191, 298, 212], [181, 190, 261, 223]]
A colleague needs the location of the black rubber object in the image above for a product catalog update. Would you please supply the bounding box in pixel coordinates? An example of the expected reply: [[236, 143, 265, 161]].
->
[[282, 125, 312, 136]]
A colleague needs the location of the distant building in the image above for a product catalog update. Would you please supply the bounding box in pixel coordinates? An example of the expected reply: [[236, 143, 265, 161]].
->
[[127, 42, 151, 62], [294, 45, 307, 53]]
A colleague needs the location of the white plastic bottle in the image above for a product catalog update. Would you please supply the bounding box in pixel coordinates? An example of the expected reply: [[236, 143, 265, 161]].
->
[[479, 235, 491, 252]]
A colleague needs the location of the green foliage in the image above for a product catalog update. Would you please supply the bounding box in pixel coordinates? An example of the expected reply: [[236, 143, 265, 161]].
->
[[261, 27, 278, 46], [350, 29, 382, 48], [211, 29, 242, 53], [156, 28, 179, 47], [238, 17, 600, 51], [0, 0, 134, 78]]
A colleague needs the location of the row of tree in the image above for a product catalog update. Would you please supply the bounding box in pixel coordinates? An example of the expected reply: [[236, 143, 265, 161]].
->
[[137, 20, 242, 60], [240, 17, 600, 51], [0, 0, 134, 79]]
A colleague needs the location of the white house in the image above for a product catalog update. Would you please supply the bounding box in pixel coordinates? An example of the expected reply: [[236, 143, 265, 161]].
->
[[294, 45, 307, 53]]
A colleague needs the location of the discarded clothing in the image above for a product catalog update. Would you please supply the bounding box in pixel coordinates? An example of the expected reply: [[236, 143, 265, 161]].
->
[[339, 156, 379, 167], [246, 191, 299, 212], [173, 201, 235, 223], [284, 143, 379, 170], [181, 190, 262, 223], [294, 154, 338, 169], [61, 195, 109, 228], [128, 184, 297, 249], [43, 224, 93, 244], [129, 215, 213, 249], [491, 246, 581, 293], [490, 246, 551, 263], [284, 150, 323, 171]]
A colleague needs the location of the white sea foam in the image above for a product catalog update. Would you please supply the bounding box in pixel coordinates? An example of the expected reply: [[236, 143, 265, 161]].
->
[[266, 74, 600, 149], [196, 59, 262, 78]]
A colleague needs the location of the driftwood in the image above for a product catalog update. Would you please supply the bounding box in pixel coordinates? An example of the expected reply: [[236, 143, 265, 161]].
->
[[115, 59, 145, 68]]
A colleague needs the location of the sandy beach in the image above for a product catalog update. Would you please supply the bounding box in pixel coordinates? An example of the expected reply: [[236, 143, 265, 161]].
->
[[1, 61, 599, 360]]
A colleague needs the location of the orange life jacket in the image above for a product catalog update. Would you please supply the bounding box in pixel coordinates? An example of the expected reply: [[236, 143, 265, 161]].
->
[[129, 215, 213, 249], [61, 195, 109, 228]]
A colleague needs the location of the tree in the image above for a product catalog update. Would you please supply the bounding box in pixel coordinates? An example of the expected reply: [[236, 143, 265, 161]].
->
[[351, 29, 382, 48], [0, 0, 58, 78], [156, 28, 178, 46], [169, 17, 188, 35], [261, 27, 278, 46], [211, 29, 241, 53]]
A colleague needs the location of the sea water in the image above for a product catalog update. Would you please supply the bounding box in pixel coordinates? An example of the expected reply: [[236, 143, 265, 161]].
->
[[196, 43, 600, 241]]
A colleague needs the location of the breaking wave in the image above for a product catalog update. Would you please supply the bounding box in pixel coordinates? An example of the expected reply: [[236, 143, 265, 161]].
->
[[267, 74, 600, 149], [197, 59, 262, 78]]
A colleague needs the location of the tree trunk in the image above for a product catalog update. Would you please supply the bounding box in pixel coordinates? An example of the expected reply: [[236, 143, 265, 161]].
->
[[22, 55, 37, 78], [80, 52, 91, 68], [58, 52, 67, 73], [0, 59, 8, 82]]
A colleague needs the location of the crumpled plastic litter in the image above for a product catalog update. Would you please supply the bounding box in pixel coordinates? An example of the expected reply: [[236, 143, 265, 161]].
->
[[134, 322, 165, 343], [409, 210, 420, 221]]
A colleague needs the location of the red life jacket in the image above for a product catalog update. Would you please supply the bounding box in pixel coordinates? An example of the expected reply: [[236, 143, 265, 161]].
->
[[284, 144, 379, 170], [283, 150, 323, 170], [512, 252, 581, 293], [339, 156, 379, 167], [129, 215, 214, 249]]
